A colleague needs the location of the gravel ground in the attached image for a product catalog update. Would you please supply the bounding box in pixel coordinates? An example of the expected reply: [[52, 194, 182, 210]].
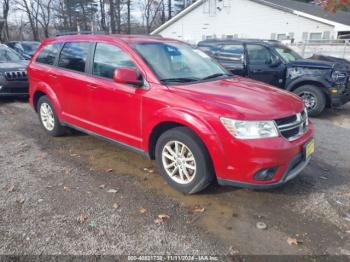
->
[[0, 98, 349, 256]]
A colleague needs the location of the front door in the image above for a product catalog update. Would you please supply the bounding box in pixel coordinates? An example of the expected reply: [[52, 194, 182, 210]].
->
[[86, 42, 144, 148], [246, 44, 285, 87]]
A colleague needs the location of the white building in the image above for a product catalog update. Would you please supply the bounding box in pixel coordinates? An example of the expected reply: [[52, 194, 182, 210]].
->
[[152, 0, 350, 44]]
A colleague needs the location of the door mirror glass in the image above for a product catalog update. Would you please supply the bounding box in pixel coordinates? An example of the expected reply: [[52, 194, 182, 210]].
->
[[269, 55, 281, 67], [113, 67, 143, 87]]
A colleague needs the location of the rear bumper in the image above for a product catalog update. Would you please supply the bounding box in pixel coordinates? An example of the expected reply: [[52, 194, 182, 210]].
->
[[218, 154, 311, 189]]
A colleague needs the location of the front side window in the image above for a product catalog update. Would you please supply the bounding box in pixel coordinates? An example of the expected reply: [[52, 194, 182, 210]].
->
[[246, 44, 274, 65], [0, 48, 23, 63], [36, 43, 62, 65], [133, 42, 228, 83], [274, 46, 302, 63], [93, 43, 135, 79], [58, 42, 90, 73]]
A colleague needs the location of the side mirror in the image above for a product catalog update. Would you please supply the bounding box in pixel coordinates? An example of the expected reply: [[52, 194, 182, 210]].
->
[[269, 56, 282, 67], [113, 67, 143, 87]]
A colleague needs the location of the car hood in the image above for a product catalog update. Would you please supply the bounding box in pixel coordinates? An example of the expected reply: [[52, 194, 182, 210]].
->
[[0, 60, 28, 72], [168, 76, 304, 120], [288, 59, 336, 69]]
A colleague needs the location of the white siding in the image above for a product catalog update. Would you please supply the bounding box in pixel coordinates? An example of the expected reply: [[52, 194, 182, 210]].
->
[[157, 0, 335, 44]]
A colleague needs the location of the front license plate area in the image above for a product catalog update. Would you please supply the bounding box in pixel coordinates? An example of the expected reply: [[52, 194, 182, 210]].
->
[[304, 139, 315, 160]]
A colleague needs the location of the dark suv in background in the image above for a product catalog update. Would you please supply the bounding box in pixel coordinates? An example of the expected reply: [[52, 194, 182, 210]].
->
[[198, 39, 350, 116], [0, 44, 29, 97], [6, 41, 40, 60]]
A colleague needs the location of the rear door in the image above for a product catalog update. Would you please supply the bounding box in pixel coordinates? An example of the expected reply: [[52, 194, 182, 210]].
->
[[55, 41, 95, 127], [246, 44, 285, 87]]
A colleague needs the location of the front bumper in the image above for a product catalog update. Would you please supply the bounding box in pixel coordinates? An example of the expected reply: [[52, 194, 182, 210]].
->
[[0, 77, 29, 96], [330, 91, 350, 107], [213, 123, 314, 189], [218, 153, 311, 189]]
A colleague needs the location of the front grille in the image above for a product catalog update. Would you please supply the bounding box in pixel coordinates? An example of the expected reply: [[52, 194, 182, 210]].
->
[[4, 71, 28, 81], [275, 111, 308, 141]]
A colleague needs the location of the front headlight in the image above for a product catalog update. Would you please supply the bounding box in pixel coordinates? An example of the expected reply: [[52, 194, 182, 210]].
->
[[331, 70, 347, 82], [220, 117, 279, 139]]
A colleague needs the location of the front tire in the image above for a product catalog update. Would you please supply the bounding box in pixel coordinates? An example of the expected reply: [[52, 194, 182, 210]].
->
[[294, 85, 326, 117], [155, 127, 214, 194], [37, 96, 66, 137]]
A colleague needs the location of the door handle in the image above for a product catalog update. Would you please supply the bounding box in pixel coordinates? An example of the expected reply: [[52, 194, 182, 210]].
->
[[87, 84, 98, 90], [252, 69, 263, 73]]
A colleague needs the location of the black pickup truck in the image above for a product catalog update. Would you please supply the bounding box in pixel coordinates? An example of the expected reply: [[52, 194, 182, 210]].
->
[[198, 39, 350, 116]]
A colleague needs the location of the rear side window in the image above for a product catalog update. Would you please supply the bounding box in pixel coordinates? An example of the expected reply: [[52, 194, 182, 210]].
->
[[58, 42, 90, 73], [218, 44, 244, 61], [36, 43, 62, 65], [93, 43, 135, 79]]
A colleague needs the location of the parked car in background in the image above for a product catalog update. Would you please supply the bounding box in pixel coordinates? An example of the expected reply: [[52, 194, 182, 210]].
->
[[6, 41, 40, 60], [198, 39, 350, 116], [28, 35, 314, 194], [0, 44, 29, 97]]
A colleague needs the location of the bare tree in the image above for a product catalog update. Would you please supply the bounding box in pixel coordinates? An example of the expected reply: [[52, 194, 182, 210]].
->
[[99, 0, 107, 31], [15, 0, 40, 40], [126, 0, 131, 34], [36, 0, 54, 38], [143, 0, 164, 33], [0, 0, 11, 41]]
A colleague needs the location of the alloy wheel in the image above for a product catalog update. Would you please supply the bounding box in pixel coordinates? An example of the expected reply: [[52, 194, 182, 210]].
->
[[161, 140, 197, 184], [40, 103, 55, 131], [299, 91, 317, 110]]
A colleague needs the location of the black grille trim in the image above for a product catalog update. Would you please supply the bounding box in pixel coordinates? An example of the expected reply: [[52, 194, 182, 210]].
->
[[4, 71, 28, 81], [275, 111, 308, 141]]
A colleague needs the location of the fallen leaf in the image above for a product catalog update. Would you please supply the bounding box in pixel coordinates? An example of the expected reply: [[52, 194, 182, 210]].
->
[[287, 237, 299, 245], [106, 169, 113, 173], [63, 186, 71, 192], [193, 207, 205, 213], [143, 168, 154, 173], [107, 189, 118, 193], [99, 184, 106, 189], [7, 185, 15, 192], [158, 214, 170, 220], [113, 203, 119, 209], [187, 214, 200, 224], [70, 153, 79, 157], [89, 222, 97, 229], [139, 208, 147, 214], [16, 195, 25, 204], [320, 176, 328, 180], [78, 214, 87, 224]]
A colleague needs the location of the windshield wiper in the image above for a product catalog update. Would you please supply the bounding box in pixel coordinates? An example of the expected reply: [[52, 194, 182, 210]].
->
[[160, 77, 199, 83], [201, 73, 231, 80]]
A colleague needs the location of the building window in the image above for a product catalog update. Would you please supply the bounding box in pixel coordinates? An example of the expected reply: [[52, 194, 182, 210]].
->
[[302, 32, 309, 41], [270, 33, 276, 40], [277, 34, 287, 40], [323, 31, 331, 40], [309, 32, 322, 41]]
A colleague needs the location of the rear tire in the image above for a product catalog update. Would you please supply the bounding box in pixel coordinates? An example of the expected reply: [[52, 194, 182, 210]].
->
[[294, 85, 326, 117], [155, 127, 214, 194], [37, 96, 66, 137]]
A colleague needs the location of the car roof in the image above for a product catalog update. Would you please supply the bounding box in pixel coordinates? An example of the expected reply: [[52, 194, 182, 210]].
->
[[198, 39, 281, 46], [44, 34, 182, 45]]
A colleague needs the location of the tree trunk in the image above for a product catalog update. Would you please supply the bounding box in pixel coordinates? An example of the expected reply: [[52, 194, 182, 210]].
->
[[168, 0, 172, 20], [109, 0, 116, 33], [127, 0, 131, 34], [116, 0, 121, 33], [100, 0, 107, 31]]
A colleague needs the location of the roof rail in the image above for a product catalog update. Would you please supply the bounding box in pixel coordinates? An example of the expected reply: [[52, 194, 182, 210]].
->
[[55, 31, 108, 36]]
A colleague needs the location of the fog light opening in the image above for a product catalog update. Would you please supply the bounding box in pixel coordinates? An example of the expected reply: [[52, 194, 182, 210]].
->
[[254, 167, 278, 181]]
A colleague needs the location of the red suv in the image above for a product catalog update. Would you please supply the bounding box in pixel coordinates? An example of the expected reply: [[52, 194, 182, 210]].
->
[[28, 35, 314, 194]]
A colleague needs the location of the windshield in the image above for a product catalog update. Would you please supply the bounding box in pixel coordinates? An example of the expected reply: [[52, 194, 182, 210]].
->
[[0, 48, 23, 62], [22, 42, 40, 53], [133, 42, 229, 83], [275, 46, 303, 63]]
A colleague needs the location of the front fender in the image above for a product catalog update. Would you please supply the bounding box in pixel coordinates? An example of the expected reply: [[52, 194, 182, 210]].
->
[[143, 107, 225, 175], [285, 69, 332, 92]]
